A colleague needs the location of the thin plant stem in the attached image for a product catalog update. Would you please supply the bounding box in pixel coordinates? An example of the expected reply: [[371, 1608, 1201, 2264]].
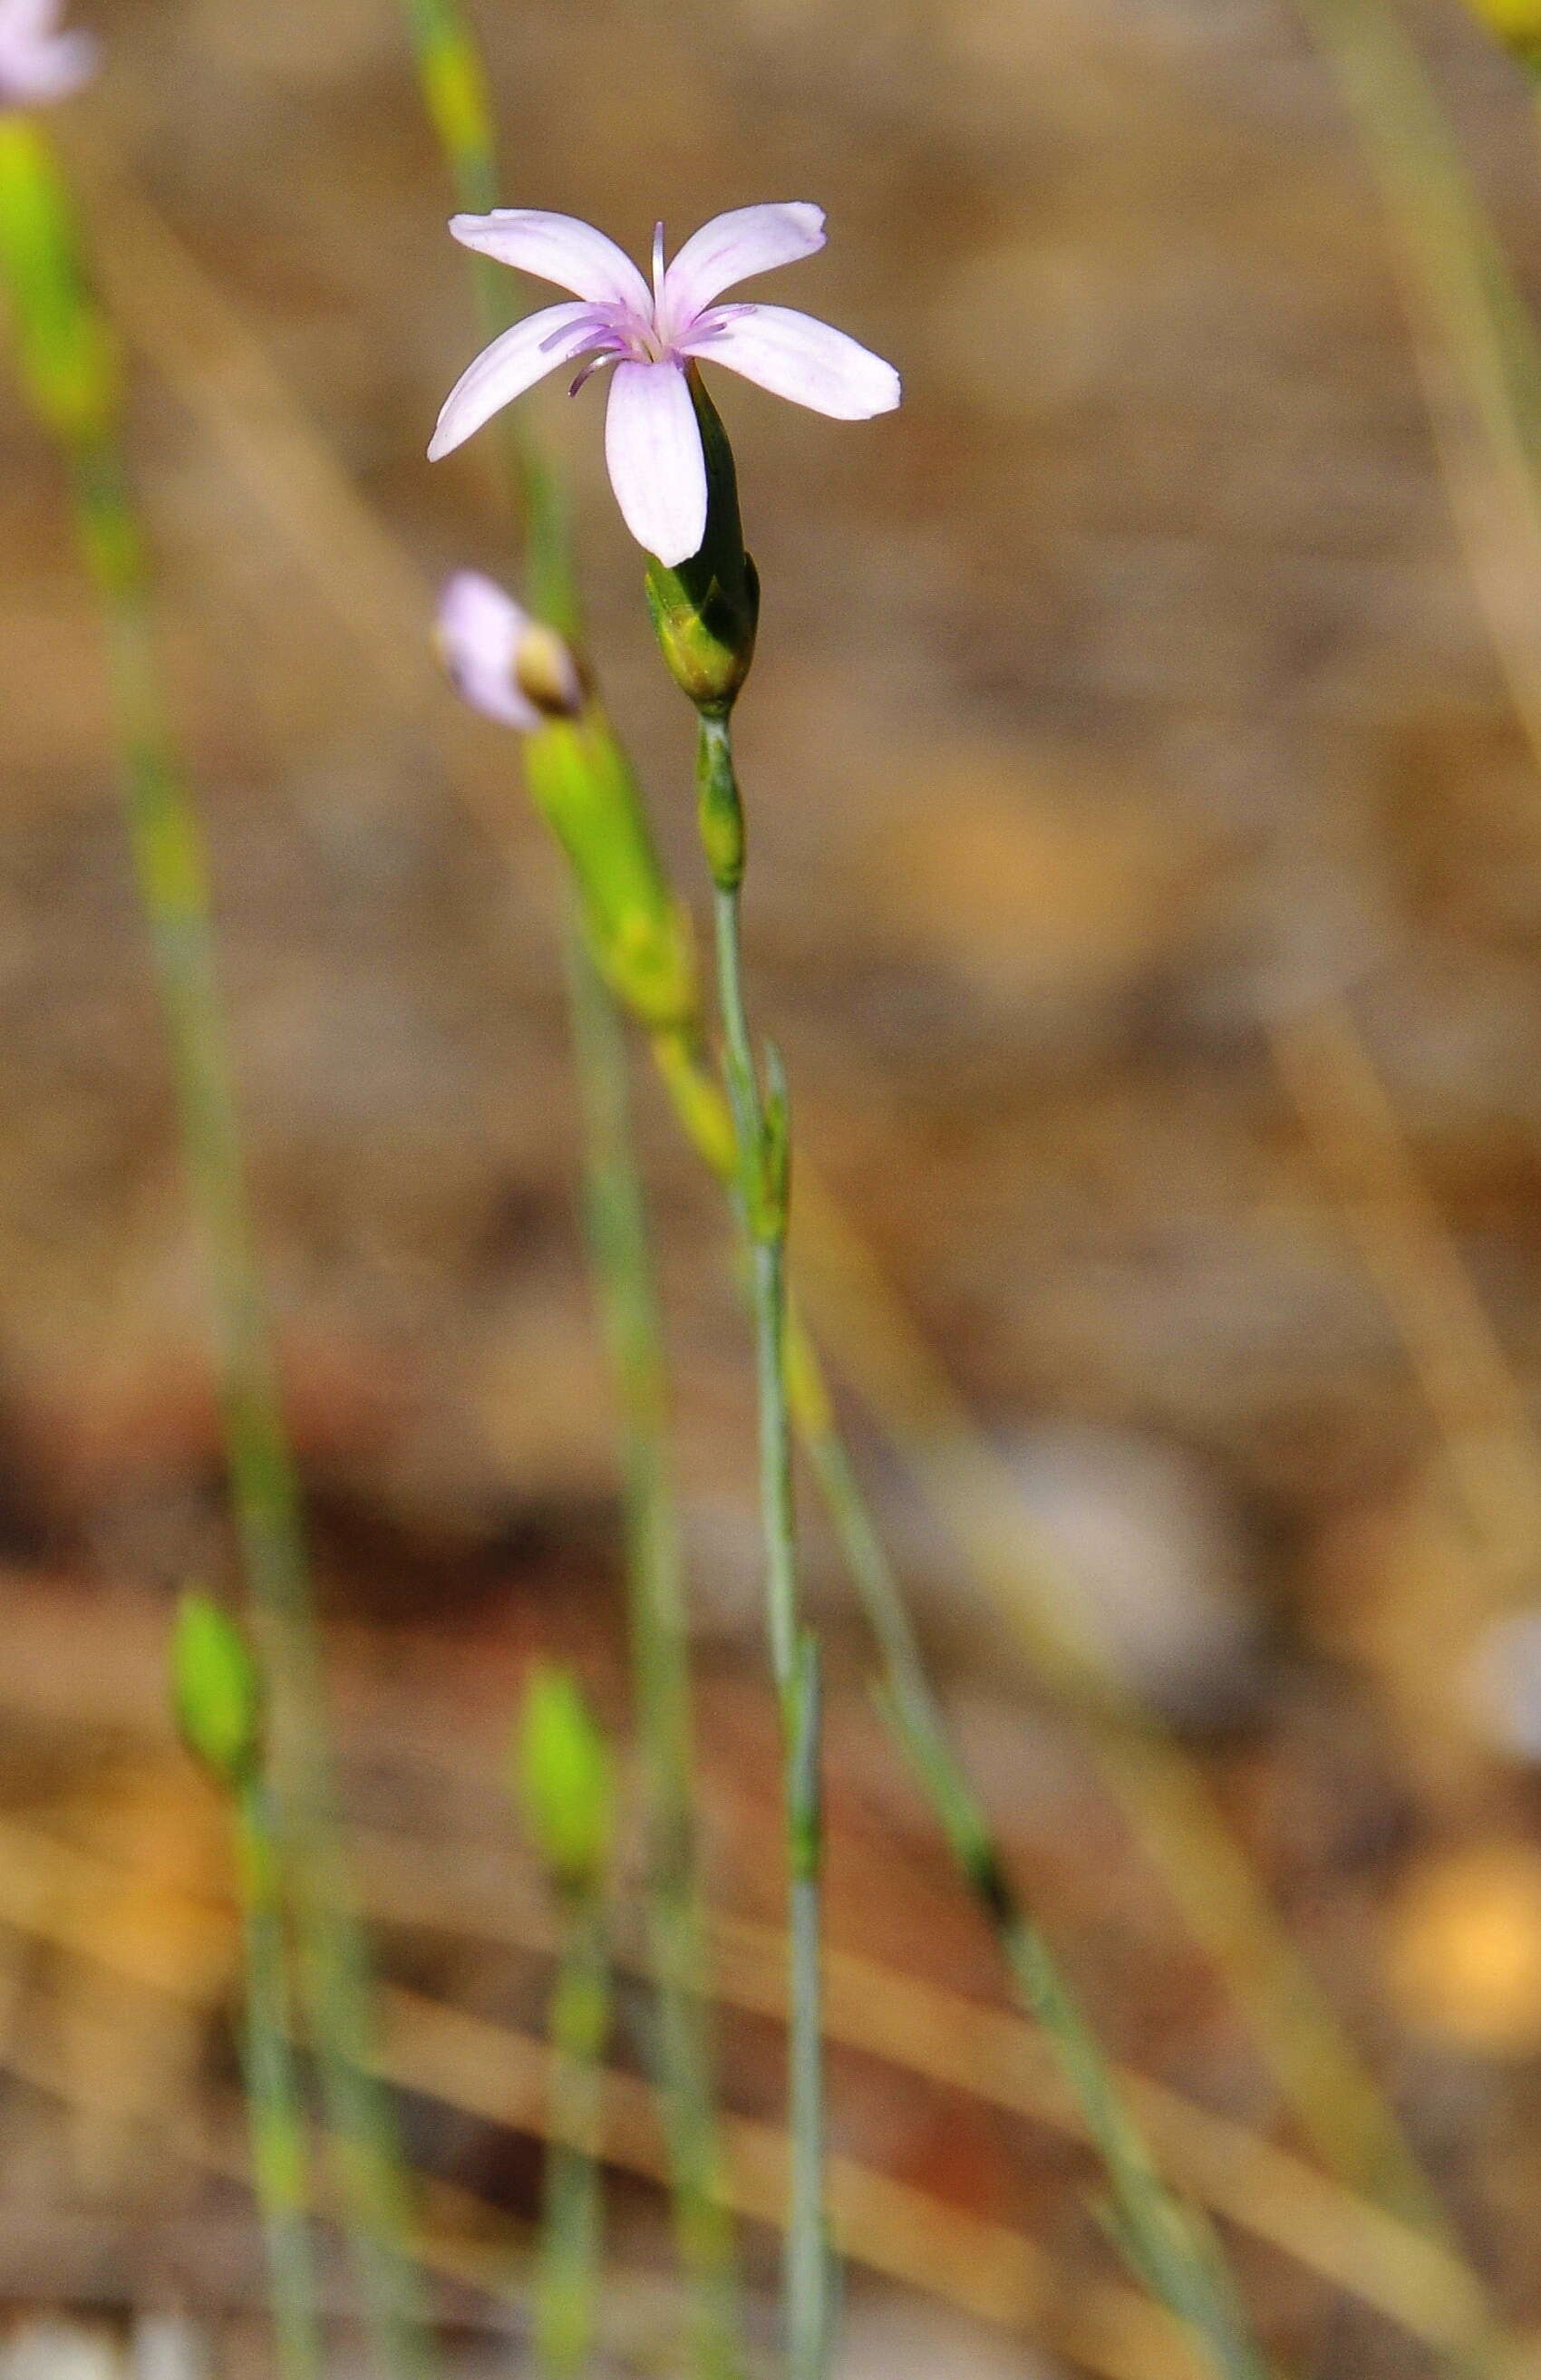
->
[[74, 422, 431, 2380], [698, 716, 829, 2380], [562, 914, 742, 2379], [658, 1009, 1281, 2376], [0, 117, 431, 2377], [534, 1891, 612, 2378], [234, 1771, 326, 2380], [792, 1342, 1267, 2379], [793, 1170, 1459, 2236], [394, 5, 741, 2366]]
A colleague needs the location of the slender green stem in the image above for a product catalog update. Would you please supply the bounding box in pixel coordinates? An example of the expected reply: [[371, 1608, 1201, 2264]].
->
[[562, 916, 741, 2379], [645, 1019, 1274, 2376], [72, 423, 431, 2380], [235, 1773, 325, 2380], [699, 717, 828, 2380], [534, 1891, 611, 2378], [868, 1582, 1268, 2380], [0, 121, 431, 2375]]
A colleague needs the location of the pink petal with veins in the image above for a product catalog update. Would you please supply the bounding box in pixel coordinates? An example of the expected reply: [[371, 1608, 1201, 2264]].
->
[[661, 203, 825, 334], [604, 361, 707, 566], [429, 301, 600, 460], [685, 303, 899, 419], [448, 209, 653, 317]]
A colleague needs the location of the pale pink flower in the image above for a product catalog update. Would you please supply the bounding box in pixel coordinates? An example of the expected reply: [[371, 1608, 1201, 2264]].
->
[[435, 570, 582, 728], [429, 203, 901, 567], [0, 0, 96, 109]]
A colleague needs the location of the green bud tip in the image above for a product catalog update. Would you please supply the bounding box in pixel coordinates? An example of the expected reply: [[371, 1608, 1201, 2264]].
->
[[170, 1592, 262, 1787], [512, 1662, 615, 1892]]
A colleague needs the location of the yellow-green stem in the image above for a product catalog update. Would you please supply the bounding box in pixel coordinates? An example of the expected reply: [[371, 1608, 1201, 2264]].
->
[[562, 915, 741, 2378], [236, 1772, 325, 2380], [534, 1891, 611, 2378], [0, 119, 431, 2375]]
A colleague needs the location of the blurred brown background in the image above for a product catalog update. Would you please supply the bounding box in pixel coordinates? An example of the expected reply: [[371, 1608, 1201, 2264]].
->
[[7, 0, 1541, 2368]]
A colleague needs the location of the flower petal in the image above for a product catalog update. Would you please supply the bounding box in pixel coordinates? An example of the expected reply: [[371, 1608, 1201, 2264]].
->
[[661, 203, 825, 329], [448, 209, 653, 314], [1, 0, 60, 40], [0, 5, 96, 104], [685, 303, 900, 419], [604, 361, 706, 566], [435, 572, 539, 731], [429, 302, 598, 460], [31, 27, 95, 95]]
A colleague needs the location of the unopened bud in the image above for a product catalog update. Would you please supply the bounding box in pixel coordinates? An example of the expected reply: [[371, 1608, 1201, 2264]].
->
[[514, 619, 586, 721], [436, 569, 583, 729], [170, 1592, 262, 1789], [512, 1663, 614, 1896]]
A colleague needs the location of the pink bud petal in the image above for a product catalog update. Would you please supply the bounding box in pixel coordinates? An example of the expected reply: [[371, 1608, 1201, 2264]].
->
[[429, 302, 600, 460], [435, 572, 541, 731], [604, 361, 708, 566], [685, 303, 900, 420], [661, 203, 826, 332], [0, 0, 95, 106], [449, 209, 653, 317]]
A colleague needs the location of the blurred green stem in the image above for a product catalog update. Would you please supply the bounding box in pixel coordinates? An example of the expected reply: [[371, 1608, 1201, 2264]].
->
[[562, 915, 742, 2379], [236, 1771, 326, 2380], [0, 117, 431, 2378], [534, 1891, 611, 2378], [73, 420, 431, 2380]]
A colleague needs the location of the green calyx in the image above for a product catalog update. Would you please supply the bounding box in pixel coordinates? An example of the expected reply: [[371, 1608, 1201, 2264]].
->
[[170, 1591, 263, 1789], [645, 371, 760, 718], [513, 1662, 615, 1896], [523, 706, 699, 1030]]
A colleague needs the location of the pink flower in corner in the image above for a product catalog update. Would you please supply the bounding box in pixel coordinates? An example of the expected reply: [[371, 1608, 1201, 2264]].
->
[[0, 0, 96, 109], [429, 203, 901, 568], [435, 569, 583, 729], [436, 571, 542, 730]]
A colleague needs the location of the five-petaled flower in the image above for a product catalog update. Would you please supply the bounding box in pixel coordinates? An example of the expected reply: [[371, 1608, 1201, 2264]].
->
[[0, 0, 95, 110], [429, 203, 900, 567], [435, 569, 583, 730]]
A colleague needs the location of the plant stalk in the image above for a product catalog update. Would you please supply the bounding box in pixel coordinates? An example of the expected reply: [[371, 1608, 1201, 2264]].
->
[[699, 716, 829, 2380], [0, 117, 431, 2375], [235, 1771, 326, 2380]]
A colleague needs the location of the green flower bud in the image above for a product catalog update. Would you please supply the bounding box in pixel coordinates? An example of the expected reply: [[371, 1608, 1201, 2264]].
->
[[645, 371, 759, 717], [171, 1592, 263, 1788], [513, 1663, 615, 1895]]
